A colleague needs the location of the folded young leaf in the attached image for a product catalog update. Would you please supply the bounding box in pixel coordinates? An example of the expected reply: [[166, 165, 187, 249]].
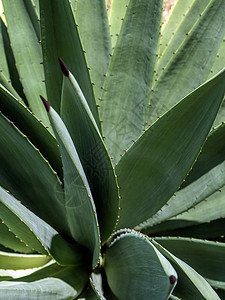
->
[[116, 68, 225, 229], [104, 231, 177, 300], [41, 97, 101, 268], [59, 61, 119, 243]]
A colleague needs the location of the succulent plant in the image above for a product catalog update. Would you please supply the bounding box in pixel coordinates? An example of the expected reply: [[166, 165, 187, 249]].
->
[[0, 0, 225, 299]]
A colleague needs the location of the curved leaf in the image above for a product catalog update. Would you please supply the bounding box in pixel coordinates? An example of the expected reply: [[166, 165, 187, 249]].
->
[[60, 63, 119, 243], [43, 98, 101, 268], [116, 68, 225, 229], [155, 237, 225, 282], [0, 251, 50, 270], [0, 278, 77, 299], [0, 84, 62, 179], [0, 186, 85, 266], [0, 112, 69, 236], [152, 239, 220, 300], [104, 231, 177, 300]]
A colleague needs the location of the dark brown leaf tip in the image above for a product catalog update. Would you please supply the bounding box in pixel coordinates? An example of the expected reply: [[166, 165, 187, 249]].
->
[[40, 95, 50, 112], [169, 275, 177, 284], [58, 57, 69, 77]]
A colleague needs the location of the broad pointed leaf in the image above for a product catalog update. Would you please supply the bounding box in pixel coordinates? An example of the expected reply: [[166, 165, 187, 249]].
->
[[155, 237, 225, 282], [104, 231, 177, 300], [60, 62, 119, 243], [116, 68, 225, 229], [39, 0, 99, 130], [0, 84, 62, 179], [0, 112, 69, 236], [152, 239, 220, 300], [74, 0, 111, 101], [0, 221, 35, 254], [0, 186, 84, 266], [147, 0, 225, 125], [100, 0, 163, 164], [2, 0, 50, 130], [43, 98, 101, 268]]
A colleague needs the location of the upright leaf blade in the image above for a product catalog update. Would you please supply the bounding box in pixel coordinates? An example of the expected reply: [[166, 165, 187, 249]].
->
[[116, 68, 225, 229], [43, 99, 101, 268], [75, 0, 111, 101], [147, 0, 225, 125], [100, 0, 163, 164], [60, 63, 119, 243], [2, 0, 50, 130], [39, 0, 100, 130]]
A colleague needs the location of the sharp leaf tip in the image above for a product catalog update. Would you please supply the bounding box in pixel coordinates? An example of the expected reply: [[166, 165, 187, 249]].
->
[[40, 95, 50, 112], [58, 57, 69, 77]]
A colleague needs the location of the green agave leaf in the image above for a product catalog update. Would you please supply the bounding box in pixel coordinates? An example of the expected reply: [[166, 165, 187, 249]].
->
[[152, 239, 220, 300], [42, 97, 101, 268], [0, 186, 84, 266], [100, 0, 163, 164], [147, 0, 225, 126], [158, 0, 194, 56], [104, 231, 177, 300], [0, 251, 50, 270], [74, 0, 111, 101], [90, 273, 106, 300], [155, 237, 225, 282], [171, 185, 225, 225], [0, 112, 69, 237], [151, 218, 225, 240], [116, 68, 225, 229], [138, 124, 225, 230], [10, 261, 89, 298], [0, 220, 35, 254], [0, 278, 78, 299], [156, 0, 211, 78], [0, 18, 9, 79], [107, 0, 130, 50], [39, 0, 99, 130], [0, 84, 62, 179], [23, 0, 40, 41], [2, 0, 51, 130], [59, 61, 119, 243], [0, 18, 25, 101]]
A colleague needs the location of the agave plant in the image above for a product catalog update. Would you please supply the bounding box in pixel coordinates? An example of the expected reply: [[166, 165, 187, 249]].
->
[[0, 0, 225, 299]]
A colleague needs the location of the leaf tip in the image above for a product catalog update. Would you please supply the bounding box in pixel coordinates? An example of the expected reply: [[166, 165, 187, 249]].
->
[[169, 275, 177, 284], [58, 57, 69, 77], [40, 95, 50, 112]]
